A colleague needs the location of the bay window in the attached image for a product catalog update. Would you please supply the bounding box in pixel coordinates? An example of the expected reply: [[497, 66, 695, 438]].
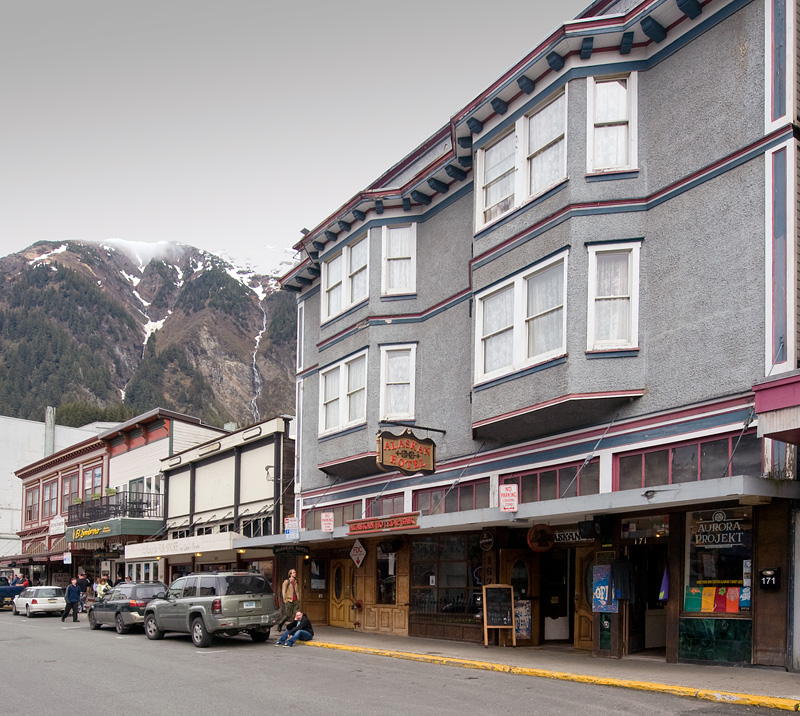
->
[[319, 351, 367, 435], [587, 73, 638, 173], [62, 473, 78, 511], [586, 241, 640, 351], [381, 225, 417, 295], [322, 235, 369, 322], [42, 481, 58, 519], [380, 344, 416, 420], [475, 252, 567, 382], [477, 90, 567, 227]]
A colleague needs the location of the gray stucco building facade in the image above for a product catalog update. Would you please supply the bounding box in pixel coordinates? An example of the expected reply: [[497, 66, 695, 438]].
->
[[278, 0, 800, 668]]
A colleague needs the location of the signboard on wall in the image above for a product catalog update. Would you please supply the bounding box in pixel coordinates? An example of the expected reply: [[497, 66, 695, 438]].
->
[[346, 512, 420, 536], [284, 517, 299, 541], [321, 512, 334, 532], [499, 484, 518, 512], [592, 564, 619, 613], [350, 539, 366, 568], [376, 429, 436, 476]]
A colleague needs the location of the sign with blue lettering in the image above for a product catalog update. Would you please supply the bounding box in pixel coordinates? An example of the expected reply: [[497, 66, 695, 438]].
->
[[592, 564, 618, 613]]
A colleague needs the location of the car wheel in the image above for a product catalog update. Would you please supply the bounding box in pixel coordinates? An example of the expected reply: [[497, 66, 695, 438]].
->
[[25, 604, 32, 618], [11, 602, 17, 616], [250, 629, 270, 643], [191, 617, 214, 648], [115, 613, 130, 634], [88, 611, 101, 630], [144, 613, 164, 640]]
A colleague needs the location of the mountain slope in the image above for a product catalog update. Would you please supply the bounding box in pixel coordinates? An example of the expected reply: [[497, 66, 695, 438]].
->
[[0, 240, 296, 427]]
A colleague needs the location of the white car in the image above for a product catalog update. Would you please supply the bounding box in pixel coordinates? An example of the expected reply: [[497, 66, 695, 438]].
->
[[12, 586, 66, 618]]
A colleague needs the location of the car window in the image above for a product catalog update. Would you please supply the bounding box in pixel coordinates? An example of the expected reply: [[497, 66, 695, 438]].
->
[[106, 590, 120, 600], [119, 586, 134, 598], [168, 578, 186, 598], [221, 575, 271, 596], [133, 585, 164, 600], [38, 588, 63, 598], [198, 576, 217, 597], [182, 578, 198, 598], [19, 589, 30, 598]]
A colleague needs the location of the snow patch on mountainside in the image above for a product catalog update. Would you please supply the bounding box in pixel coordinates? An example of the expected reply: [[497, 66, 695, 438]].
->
[[29, 244, 68, 264]]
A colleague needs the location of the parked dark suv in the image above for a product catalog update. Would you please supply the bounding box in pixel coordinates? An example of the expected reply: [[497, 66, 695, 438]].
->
[[143, 571, 280, 647], [88, 581, 167, 633]]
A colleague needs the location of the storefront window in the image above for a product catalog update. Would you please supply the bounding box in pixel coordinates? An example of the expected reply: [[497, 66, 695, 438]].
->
[[684, 507, 752, 614], [310, 560, 326, 590], [376, 548, 396, 604], [409, 534, 482, 623]]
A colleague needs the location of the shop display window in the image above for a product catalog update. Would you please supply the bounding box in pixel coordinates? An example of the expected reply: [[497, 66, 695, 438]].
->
[[376, 548, 396, 604], [409, 534, 483, 624], [684, 507, 752, 614]]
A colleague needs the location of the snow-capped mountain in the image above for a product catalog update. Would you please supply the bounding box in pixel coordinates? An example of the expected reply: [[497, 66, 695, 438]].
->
[[0, 239, 296, 428]]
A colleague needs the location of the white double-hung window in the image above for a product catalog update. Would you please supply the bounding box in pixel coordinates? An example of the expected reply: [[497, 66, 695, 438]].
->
[[586, 242, 640, 350], [477, 90, 567, 228], [475, 252, 568, 382], [322, 234, 369, 321], [319, 350, 368, 435], [380, 344, 417, 420], [587, 74, 638, 173], [381, 225, 417, 295]]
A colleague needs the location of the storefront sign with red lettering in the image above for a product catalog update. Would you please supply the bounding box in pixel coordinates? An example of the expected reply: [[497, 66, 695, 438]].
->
[[347, 512, 421, 536], [376, 429, 436, 476]]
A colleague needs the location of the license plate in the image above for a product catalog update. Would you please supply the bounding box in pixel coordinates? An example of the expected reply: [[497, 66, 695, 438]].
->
[[243, 601, 256, 609], [48, 599, 56, 603]]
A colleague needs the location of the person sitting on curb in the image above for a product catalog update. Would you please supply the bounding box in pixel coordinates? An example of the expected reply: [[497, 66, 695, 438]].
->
[[275, 610, 313, 647]]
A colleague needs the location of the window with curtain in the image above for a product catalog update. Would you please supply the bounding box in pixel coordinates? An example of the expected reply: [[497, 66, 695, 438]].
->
[[475, 253, 567, 382], [527, 92, 566, 196], [380, 344, 416, 420], [382, 225, 416, 295], [587, 242, 640, 350], [25, 487, 39, 523], [62, 473, 78, 512], [319, 351, 368, 435], [477, 89, 568, 228], [322, 234, 369, 321], [482, 132, 516, 223], [42, 481, 58, 518], [588, 74, 637, 172]]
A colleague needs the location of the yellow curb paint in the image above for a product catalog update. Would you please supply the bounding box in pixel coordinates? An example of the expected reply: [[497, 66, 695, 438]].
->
[[307, 642, 800, 711]]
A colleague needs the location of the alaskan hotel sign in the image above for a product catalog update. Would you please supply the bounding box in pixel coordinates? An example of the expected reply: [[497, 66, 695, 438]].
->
[[376, 429, 436, 476], [347, 512, 421, 536]]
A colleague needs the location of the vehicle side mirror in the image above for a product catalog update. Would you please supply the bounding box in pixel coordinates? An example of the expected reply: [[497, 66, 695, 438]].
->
[[155, 592, 166, 600]]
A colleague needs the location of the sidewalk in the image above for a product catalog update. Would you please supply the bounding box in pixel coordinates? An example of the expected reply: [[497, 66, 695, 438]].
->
[[305, 627, 800, 711]]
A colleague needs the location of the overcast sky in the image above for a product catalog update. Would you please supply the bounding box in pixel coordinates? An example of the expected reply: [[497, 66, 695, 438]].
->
[[1, 0, 589, 275]]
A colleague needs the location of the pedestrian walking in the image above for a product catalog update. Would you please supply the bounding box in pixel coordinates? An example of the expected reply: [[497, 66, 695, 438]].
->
[[275, 611, 313, 647], [61, 577, 80, 622], [278, 568, 301, 631]]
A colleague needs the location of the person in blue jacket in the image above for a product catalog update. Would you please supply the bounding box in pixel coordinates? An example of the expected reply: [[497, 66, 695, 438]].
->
[[61, 577, 81, 623]]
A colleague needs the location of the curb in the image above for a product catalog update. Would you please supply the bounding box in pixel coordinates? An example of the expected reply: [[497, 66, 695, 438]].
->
[[307, 641, 800, 711]]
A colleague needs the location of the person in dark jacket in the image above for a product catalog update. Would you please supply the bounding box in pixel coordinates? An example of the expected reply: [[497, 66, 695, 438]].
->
[[76, 572, 91, 612], [61, 577, 81, 622], [275, 611, 313, 647]]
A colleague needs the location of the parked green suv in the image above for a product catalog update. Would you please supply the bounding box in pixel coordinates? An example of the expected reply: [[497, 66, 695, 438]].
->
[[143, 571, 280, 647]]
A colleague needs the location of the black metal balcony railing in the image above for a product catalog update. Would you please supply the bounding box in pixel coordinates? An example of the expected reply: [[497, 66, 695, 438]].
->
[[67, 491, 164, 526]]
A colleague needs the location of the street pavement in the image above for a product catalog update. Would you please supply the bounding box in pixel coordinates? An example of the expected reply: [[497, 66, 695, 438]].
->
[[306, 627, 800, 711]]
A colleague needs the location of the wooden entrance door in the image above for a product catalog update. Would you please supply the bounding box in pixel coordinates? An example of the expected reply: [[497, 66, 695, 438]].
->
[[574, 546, 595, 651], [499, 549, 540, 646], [329, 559, 356, 628]]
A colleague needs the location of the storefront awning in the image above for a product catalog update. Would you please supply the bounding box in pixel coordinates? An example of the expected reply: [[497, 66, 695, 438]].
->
[[235, 475, 800, 550], [125, 531, 242, 561], [66, 518, 164, 543]]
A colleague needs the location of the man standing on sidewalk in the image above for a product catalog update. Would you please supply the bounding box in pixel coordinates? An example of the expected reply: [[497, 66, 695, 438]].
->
[[61, 577, 80, 622], [76, 572, 91, 613], [278, 568, 301, 631]]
